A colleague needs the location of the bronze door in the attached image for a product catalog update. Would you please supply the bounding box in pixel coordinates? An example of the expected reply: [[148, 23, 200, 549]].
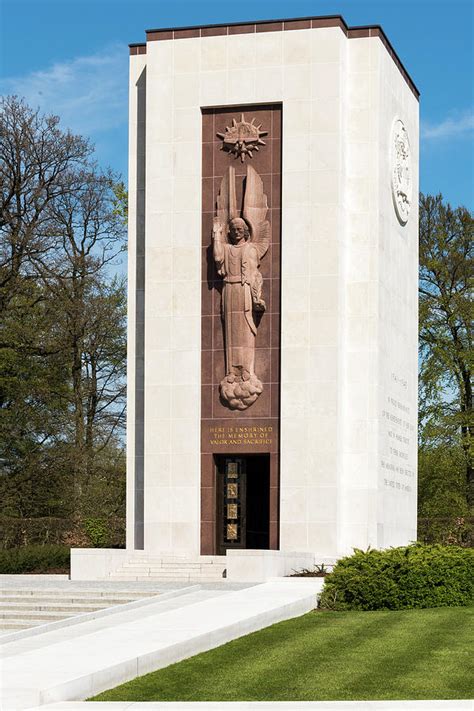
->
[[217, 457, 247, 554]]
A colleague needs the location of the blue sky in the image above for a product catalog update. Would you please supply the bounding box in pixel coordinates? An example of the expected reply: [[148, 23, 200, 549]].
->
[[1, 0, 473, 208]]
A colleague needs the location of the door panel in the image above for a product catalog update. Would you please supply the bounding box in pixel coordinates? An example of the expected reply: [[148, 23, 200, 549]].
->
[[217, 457, 246, 555], [216, 454, 271, 554]]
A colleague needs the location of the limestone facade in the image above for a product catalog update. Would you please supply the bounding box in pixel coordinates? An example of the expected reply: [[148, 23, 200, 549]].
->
[[126, 17, 419, 560]]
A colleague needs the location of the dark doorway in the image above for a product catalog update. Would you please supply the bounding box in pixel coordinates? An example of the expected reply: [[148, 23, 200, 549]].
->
[[216, 454, 270, 555], [246, 456, 270, 548]]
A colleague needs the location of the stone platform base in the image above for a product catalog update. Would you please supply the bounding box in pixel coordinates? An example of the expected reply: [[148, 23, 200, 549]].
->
[[70, 548, 337, 582]]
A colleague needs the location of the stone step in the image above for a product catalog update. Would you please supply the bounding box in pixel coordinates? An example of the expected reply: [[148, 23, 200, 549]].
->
[[0, 595, 142, 605], [0, 588, 155, 599], [0, 619, 47, 631], [109, 573, 225, 581], [122, 555, 226, 566], [119, 565, 224, 572], [0, 602, 118, 613], [0, 587, 164, 637], [113, 565, 225, 574], [120, 563, 203, 570], [130, 565, 225, 570], [0, 610, 74, 621], [117, 572, 225, 579], [126, 560, 224, 566]]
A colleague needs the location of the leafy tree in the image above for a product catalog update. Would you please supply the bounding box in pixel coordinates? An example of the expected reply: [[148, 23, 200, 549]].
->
[[418, 193, 473, 521], [112, 181, 128, 226], [35, 165, 126, 511], [0, 277, 71, 517], [0, 97, 126, 531], [418, 445, 471, 545]]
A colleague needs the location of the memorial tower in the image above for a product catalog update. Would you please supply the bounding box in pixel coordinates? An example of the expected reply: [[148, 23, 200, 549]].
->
[[71, 15, 419, 581]]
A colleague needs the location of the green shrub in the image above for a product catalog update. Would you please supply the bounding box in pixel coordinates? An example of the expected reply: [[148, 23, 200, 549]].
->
[[84, 517, 110, 548], [0, 544, 70, 573], [319, 544, 474, 611]]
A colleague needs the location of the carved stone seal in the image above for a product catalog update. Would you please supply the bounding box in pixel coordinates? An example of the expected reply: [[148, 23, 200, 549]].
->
[[391, 118, 412, 225]]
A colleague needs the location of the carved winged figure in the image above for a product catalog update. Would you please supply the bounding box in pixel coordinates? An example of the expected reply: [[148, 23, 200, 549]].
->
[[212, 164, 270, 410]]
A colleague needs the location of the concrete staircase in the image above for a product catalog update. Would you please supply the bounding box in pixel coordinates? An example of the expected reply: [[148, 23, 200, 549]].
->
[[0, 587, 158, 633], [109, 555, 227, 581]]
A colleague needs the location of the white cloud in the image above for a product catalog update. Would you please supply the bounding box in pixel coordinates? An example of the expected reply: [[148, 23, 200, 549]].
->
[[1, 44, 128, 138], [421, 111, 474, 140]]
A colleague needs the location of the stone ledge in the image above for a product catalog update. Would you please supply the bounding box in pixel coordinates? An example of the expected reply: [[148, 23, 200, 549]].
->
[[128, 15, 419, 99]]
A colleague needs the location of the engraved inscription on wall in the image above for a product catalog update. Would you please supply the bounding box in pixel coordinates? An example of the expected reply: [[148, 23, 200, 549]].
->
[[209, 425, 273, 447], [380, 372, 415, 494]]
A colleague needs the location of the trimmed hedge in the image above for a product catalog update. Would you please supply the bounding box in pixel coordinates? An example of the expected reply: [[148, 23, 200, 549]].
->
[[319, 544, 474, 611], [0, 544, 70, 573]]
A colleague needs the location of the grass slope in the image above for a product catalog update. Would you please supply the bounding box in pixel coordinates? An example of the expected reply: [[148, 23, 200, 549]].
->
[[92, 606, 474, 702]]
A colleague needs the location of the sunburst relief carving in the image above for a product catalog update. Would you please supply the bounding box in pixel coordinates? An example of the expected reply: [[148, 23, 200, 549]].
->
[[217, 114, 268, 162]]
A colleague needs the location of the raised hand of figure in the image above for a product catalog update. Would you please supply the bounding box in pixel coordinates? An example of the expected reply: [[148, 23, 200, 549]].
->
[[212, 217, 226, 242]]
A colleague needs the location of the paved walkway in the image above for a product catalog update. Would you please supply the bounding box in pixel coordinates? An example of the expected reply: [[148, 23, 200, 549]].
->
[[1, 580, 321, 711], [25, 700, 474, 710]]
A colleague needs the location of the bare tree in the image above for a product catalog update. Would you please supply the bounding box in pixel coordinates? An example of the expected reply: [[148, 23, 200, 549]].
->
[[0, 96, 91, 312]]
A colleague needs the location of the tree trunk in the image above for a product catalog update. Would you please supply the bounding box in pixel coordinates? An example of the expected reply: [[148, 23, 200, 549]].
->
[[71, 332, 84, 513], [85, 353, 98, 483]]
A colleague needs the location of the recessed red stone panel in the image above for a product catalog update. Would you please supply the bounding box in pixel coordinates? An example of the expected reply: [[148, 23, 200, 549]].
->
[[257, 22, 283, 33], [129, 44, 146, 55], [201, 26, 228, 37], [174, 28, 200, 39], [312, 17, 347, 32], [283, 19, 311, 30], [348, 28, 371, 39], [147, 30, 173, 41], [201, 104, 282, 554], [228, 24, 256, 35]]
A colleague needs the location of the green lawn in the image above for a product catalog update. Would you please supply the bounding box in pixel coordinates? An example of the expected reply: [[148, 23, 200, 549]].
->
[[91, 606, 474, 702]]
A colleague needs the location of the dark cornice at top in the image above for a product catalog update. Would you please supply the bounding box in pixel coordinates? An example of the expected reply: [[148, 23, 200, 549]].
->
[[129, 14, 419, 99]]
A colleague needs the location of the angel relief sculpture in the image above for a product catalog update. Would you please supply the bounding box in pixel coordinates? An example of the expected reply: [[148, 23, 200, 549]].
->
[[212, 164, 270, 410]]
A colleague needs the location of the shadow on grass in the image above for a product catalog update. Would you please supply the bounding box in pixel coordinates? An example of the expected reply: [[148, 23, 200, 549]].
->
[[91, 607, 473, 702]]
